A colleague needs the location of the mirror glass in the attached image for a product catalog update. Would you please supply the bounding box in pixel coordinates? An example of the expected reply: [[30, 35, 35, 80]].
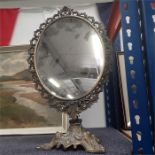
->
[[35, 17, 105, 100]]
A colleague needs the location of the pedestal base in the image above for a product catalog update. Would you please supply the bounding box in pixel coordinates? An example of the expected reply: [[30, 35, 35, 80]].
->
[[36, 119, 105, 153]]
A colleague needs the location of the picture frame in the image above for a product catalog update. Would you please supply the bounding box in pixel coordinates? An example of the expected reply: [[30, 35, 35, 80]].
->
[[0, 45, 68, 135], [116, 52, 131, 129]]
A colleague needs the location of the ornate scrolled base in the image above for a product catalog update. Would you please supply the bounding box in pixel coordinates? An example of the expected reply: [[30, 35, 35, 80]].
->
[[36, 119, 105, 153]]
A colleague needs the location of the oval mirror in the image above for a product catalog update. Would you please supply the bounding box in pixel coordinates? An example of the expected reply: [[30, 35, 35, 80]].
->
[[35, 17, 105, 100], [28, 7, 112, 153]]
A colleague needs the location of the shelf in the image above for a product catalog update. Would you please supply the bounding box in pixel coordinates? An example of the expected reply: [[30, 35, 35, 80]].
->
[[0, 128, 132, 155]]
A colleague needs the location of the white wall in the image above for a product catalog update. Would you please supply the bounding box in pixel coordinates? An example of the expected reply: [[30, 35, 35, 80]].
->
[[10, 5, 106, 128], [80, 92, 106, 128]]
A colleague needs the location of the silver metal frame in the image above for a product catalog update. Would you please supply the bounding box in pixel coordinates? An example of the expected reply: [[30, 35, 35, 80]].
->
[[27, 6, 112, 117]]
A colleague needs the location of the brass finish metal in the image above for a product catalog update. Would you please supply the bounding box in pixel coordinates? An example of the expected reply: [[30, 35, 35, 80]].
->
[[36, 119, 105, 153]]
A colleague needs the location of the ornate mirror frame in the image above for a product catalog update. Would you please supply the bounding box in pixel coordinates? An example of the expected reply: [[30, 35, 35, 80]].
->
[[28, 7, 112, 118], [27, 7, 112, 153]]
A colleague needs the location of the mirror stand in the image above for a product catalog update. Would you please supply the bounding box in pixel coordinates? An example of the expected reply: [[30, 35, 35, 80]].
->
[[36, 116, 105, 153], [28, 6, 112, 154]]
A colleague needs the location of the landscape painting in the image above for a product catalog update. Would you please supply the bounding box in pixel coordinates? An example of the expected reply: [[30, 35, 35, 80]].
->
[[0, 45, 67, 135]]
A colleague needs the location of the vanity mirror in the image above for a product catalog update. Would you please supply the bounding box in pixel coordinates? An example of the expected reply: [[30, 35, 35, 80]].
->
[[28, 6, 112, 153]]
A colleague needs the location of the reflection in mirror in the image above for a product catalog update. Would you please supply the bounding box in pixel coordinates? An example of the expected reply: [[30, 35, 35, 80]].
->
[[35, 17, 104, 100]]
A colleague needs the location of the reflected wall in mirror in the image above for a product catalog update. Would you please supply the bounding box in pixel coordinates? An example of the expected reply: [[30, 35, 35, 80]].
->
[[36, 17, 104, 100], [28, 7, 112, 153]]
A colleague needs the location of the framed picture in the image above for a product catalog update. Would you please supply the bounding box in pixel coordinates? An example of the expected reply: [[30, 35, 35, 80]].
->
[[0, 45, 67, 135], [116, 52, 131, 129]]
